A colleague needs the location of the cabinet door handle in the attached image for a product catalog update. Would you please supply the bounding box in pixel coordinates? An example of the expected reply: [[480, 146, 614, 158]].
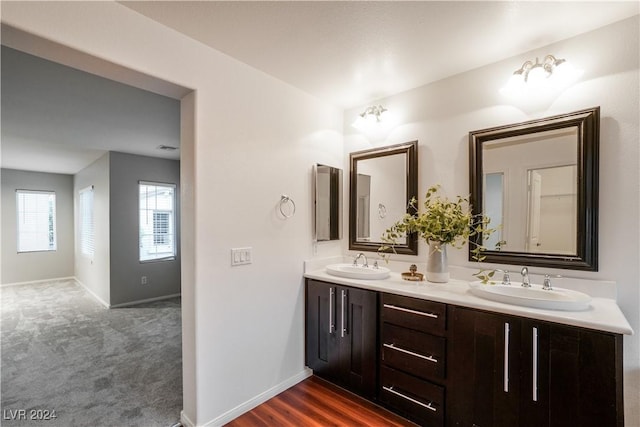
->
[[533, 326, 538, 402], [328, 287, 334, 334], [383, 343, 438, 363], [382, 386, 437, 412], [341, 289, 347, 337], [383, 304, 438, 319], [504, 322, 510, 393]]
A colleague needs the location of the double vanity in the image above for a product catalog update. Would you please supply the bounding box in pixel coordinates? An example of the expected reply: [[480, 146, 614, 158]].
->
[[308, 107, 632, 426], [304, 260, 632, 427]]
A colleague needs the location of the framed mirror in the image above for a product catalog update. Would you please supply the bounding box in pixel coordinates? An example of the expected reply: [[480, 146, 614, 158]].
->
[[349, 141, 418, 254], [469, 107, 599, 271], [314, 164, 342, 241]]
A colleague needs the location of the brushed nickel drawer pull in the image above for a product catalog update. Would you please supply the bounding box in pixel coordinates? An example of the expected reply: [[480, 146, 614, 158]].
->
[[533, 326, 538, 402], [383, 343, 438, 363], [382, 386, 437, 412], [383, 304, 438, 319], [329, 287, 334, 334], [341, 289, 347, 338], [504, 322, 510, 393]]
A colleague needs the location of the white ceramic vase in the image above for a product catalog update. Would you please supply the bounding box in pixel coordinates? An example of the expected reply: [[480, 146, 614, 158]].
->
[[426, 241, 449, 283]]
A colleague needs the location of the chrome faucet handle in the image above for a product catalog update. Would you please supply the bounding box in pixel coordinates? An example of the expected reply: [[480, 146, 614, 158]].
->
[[521, 266, 531, 288], [495, 269, 511, 286], [542, 274, 553, 290], [373, 260, 379, 269]]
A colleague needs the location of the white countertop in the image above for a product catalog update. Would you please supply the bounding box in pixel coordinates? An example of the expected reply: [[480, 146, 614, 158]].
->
[[304, 268, 634, 335]]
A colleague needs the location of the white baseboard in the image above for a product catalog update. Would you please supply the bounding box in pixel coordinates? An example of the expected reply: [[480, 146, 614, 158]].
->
[[74, 277, 110, 308], [180, 410, 196, 427], [110, 293, 181, 308], [202, 368, 313, 426], [1, 276, 75, 287]]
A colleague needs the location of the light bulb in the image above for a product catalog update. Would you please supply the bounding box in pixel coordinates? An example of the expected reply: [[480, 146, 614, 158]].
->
[[550, 60, 583, 89], [500, 72, 525, 96], [526, 65, 548, 87]]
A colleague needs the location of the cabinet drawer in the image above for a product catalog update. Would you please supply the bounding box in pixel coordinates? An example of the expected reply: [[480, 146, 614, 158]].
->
[[382, 323, 445, 381], [380, 365, 444, 427], [382, 293, 446, 335]]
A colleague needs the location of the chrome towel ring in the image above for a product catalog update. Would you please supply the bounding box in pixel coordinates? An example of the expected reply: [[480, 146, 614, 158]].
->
[[279, 195, 296, 218]]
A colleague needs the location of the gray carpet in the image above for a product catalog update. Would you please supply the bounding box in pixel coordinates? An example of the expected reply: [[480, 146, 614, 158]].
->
[[1, 279, 182, 427]]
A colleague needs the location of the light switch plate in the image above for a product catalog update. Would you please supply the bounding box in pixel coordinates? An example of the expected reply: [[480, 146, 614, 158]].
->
[[231, 247, 252, 266]]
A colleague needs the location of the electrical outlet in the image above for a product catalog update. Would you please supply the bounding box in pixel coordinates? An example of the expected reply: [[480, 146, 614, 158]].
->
[[141, 276, 148, 285]]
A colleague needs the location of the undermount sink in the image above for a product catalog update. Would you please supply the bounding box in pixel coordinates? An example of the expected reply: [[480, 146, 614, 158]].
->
[[326, 263, 391, 280], [469, 281, 592, 311]]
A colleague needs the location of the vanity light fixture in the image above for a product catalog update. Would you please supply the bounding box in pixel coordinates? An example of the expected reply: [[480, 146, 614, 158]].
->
[[501, 54, 583, 96], [352, 105, 388, 130]]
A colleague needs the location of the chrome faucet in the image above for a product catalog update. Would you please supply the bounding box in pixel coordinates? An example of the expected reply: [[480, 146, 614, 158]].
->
[[542, 274, 553, 290], [521, 267, 531, 288], [353, 252, 369, 268], [495, 269, 511, 286]]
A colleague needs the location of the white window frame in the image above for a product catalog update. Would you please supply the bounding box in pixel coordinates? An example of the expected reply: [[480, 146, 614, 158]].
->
[[139, 181, 176, 262], [16, 190, 57, 253], [79, 185, 95, 259]]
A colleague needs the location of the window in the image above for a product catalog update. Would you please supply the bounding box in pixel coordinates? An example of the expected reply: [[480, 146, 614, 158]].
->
[[139, 182, 176, 262], [16, 190, 57, 253], [79, 186, 95, 258]]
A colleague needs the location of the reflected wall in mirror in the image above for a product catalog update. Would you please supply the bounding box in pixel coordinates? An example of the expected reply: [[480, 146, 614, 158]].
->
[[469, 107, 599, 271], [314, 164, 342, 241], [349, 141, 418, 255]]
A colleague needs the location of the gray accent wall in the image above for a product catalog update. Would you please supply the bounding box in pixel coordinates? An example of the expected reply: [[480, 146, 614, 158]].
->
[[73, 153, 111, 304], [1, 169, 75, 284], [109, 152, 180, 306]]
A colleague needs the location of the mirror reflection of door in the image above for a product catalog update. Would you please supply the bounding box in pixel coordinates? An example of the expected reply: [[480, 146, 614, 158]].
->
[[316, 168, 332, 240], [357, 173, 371, 241], [525, 165, 577, 254], [483, 172, 505, 250], [315, 165, 342, 241], [526, 170, 542, 251]]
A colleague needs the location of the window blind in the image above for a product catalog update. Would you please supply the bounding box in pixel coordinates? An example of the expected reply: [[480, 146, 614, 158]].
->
[[139, 182, 176, 262], [16, 190, 57, 253], [79, 186, 94, 258]]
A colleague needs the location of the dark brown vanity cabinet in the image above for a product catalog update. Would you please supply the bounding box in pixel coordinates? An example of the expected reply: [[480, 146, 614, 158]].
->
[[379, 293, 448, 427], [448, 306, 624, 427], [305, 279, 377, 399]]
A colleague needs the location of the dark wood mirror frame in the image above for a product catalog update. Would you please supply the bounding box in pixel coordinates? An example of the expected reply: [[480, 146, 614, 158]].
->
[[469, 107, 599, 271], [349, 141, 418, 255]]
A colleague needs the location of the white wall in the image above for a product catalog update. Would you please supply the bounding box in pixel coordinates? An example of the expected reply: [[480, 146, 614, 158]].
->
[[0, 3, 344, 425], [345, 16, 639, 423], [74, 153, 110, 305], [1, 169, 74, 284]]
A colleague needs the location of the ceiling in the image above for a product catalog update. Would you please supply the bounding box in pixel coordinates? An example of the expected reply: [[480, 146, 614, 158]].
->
[[1, 46, 181, 174], [122, 1, 639, 108], [1, 1, 638, 174]]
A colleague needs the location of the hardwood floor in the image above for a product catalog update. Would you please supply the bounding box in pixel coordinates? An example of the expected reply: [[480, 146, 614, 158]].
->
[[225, 375, 416, 426]]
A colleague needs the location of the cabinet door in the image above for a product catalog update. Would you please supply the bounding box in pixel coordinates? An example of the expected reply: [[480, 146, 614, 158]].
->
[[305, 280, 339, 381], [520, 320, 624, 427], [448, 306, 520, 427], [339, 286, 378, 398], [305, 280, 378, 399]]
